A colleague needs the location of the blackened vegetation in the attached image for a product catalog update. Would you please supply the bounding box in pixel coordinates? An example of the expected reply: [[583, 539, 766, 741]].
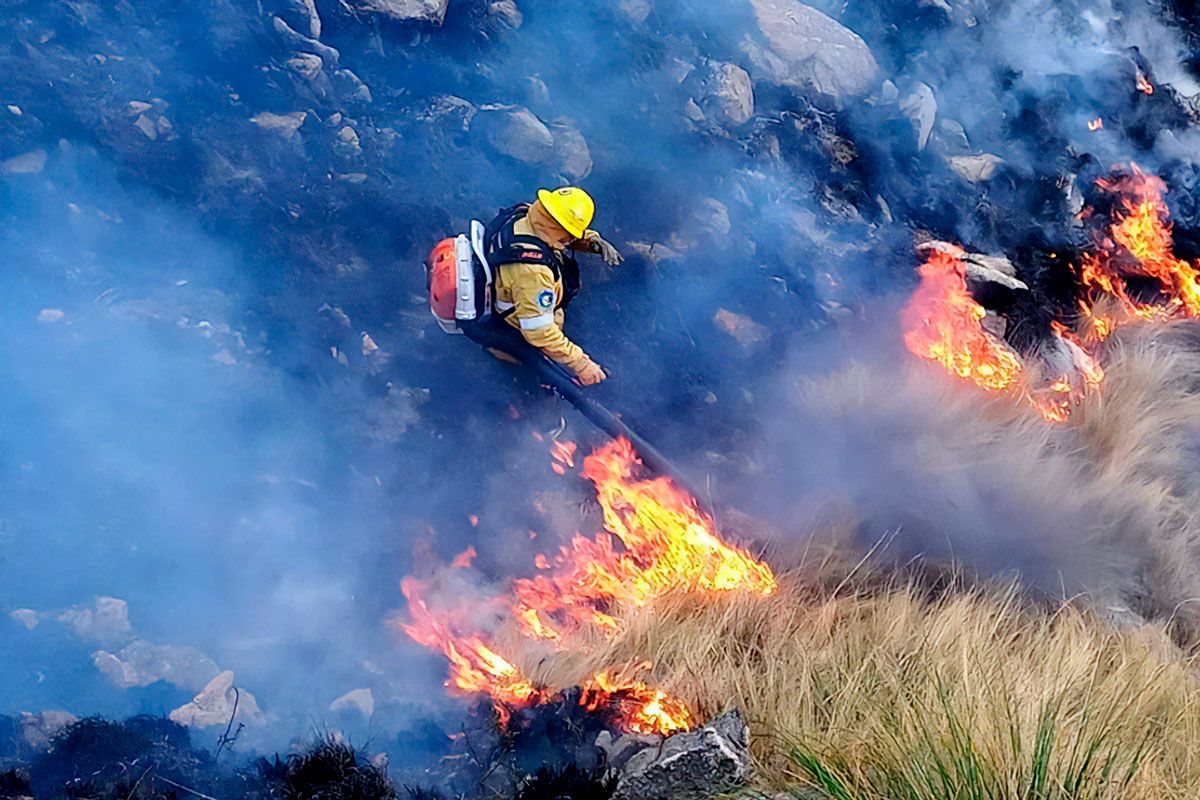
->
[[514, 764, 615, 800], [0, 711, 617, 800], [263, 737, 395, 800]]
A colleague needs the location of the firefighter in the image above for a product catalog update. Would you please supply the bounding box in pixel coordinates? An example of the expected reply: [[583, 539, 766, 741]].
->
[[481, 187, 622, 385]]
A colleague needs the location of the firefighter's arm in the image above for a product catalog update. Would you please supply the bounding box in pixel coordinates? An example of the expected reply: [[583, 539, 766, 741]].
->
[[570, 230, 623, 265], [508, 264, 594, 374]]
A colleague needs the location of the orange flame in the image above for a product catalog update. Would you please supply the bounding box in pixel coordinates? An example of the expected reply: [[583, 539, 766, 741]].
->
[[1079, 168, 1200, 339], [1088, 117, 1104, 132], [1136, 71, 1154, 95], [900, 247, 1023, 392], [395, 438, 775, 735], [900, 247, 1102, 422]]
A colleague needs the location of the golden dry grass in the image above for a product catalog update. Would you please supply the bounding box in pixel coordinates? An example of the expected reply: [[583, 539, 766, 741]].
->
[[493, 321, 1200, 798], [513, 570, 1200, 798]]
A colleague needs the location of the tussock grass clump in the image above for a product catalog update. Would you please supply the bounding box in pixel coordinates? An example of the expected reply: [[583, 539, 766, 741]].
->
[[518, 571, 1200, 798]]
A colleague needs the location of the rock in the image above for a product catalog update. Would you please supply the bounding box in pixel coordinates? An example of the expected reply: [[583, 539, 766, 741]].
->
[[10, 609, 39, 629], [473, 105, 555, 165], [743, 0, 878, 102], [169, 671, 264, 728], [917, 241, 1027, 292], [287, 52, 324, 80], [333, 68, 373, 104], [713, 309, 770, 347], [698, 61, 754, 126], [1, 149, 47, 175], [57, 597, 132, 642], [272, 16, 339, 65], [548, 119, 592, 180], [349, 0, 448, 25], [416, 95, 477, 131], [596, 729, 661, 772], [612, 709, 751, 800], [626, 241, 685, 264], [618, 0, 653, 23], [92, 640, 221, 691], [487, 0, 522, 29], [281, 0, 321, 38], [938, 118, 970, 152], [947, 153, 1004, 183], [330, 688, 375, 718], [900, 82, 936, 150], [20, 711, 78, 749], [671, 197, 731, 252], [251, 111, 308, 139], [133, 114, 158, 140], [335, 125, 362, 157]]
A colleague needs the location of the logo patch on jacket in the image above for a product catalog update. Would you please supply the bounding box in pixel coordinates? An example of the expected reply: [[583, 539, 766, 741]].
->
[[537, 290, 554, 309]]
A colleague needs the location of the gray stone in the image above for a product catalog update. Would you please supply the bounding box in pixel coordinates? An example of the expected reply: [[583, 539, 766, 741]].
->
[[333, 68, 373, 104], [272, 16, 339, 65], [548, 119, 592, 180], [92, 640, 221, 691], [473, 105, 554, 165], [917, 241, 1027, 292], [900, 82, 936, 150], [1, 149, 47, 175], [487, 0, 522, 29], [612, 709, 751, 800], [57, 597, 132, 642], [170, 671, 264, 728], [271, 0, 321, 38], [699, 61, 754, 126], [330, 688, 375, 718], [251, 111, 308, 139], [350, 0, 448, 25], [947, 153, 1004, 183], [743, 0, 877, 102], [287, 52, 324, 80], [938, 118, 970, 151], [618, 0, 653, 24], [20, 711, 78, 749]]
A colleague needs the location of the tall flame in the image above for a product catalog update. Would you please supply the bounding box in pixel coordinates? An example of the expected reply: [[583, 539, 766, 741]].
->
[[900, 247, 1101, 422], [901, 165, 1200, 422], [1080, 168, 1200, 338], [395, 438, 775, 735], [900, 246, 1023, 392]]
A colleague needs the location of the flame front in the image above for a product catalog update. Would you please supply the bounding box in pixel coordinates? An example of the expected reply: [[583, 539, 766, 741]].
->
[[901, 165, 1200, 422], [900, 246, 1023, 392], [396, 438, 775, 736], [1081, 168, 1200, 337]]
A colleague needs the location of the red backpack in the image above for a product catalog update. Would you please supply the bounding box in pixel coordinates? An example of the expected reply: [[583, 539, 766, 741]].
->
[[424, 220, 492, 334]]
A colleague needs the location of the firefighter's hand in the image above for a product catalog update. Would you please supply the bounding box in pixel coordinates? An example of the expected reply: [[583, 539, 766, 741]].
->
[[576, 360, 608, 386], [584, 232, 624, 266]]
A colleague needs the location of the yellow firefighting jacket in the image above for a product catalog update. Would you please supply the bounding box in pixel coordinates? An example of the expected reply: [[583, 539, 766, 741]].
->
[[493, 216, 592, 373]]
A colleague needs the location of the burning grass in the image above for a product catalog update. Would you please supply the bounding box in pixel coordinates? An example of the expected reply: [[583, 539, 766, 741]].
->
[[521, 567, 1200, 798]]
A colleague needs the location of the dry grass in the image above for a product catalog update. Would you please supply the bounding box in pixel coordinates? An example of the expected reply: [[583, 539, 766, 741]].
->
[[502, 321, 1200, 798], [514, 570, 1200, 798]]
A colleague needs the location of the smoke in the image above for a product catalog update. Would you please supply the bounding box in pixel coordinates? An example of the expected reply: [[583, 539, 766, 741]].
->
[[0, 143, 454, 745], [5, 0, 1200, 762]]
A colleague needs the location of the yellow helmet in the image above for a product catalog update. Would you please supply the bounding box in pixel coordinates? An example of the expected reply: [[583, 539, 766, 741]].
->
[[537, 186, 595, 239]]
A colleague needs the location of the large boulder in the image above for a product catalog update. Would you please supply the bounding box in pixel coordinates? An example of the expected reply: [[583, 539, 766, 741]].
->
[[473, 105, 556, 165], [606, 709, 752, 800], [697, 61, 755, 126], [743, 0, 878, 102], [349, 0, 448, 25]]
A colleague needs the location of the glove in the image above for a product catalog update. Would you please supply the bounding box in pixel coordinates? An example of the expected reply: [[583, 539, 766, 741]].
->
[[584, 231, 624, 266], [575, 359, 608, 386]]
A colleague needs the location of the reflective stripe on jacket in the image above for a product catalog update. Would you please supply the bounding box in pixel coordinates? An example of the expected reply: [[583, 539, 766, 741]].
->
[[492, 217, 591, 372]]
